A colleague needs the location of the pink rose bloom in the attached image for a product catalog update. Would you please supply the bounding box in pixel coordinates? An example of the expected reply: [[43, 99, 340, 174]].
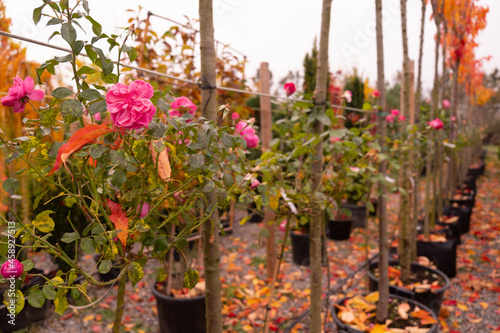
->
[[1, 76, 44, 113], [372, 90, 380, 98], [329, 137, 341, 143], [398, 115, 406, 121], [428, 118, 444, 130], [343, 90, 352, 103], [137, 202, 150, 219], [169, 96, 197, 119], [106, 80, 156, 130], [350, 166, 360, 173], [250, 178, 260, 189], [279, 220, 287, 232], [386, 114, 395, 123], [426, 98, 431, 104], [284, 82, 296, 96], [0, 259, 24, 279], [236, 121, 259, 148], [391, 109, 400, 116], [442, 99, 450, 109], [231, 112, 240, 120], [450, 116, 456, 122], [84, 108, 102, 122]]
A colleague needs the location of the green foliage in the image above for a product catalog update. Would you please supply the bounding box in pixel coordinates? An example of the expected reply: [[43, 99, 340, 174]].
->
[[303, 38, 318, 94]]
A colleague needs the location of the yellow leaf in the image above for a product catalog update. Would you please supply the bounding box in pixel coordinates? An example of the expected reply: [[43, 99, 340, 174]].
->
[[479, 302, 489, 309], [32, 210, 55, 233], [365, 291, 379, 303], [270, 193, 281, 210], [83, 315, 94, 322], [457, 303, 469, 311], [370, 324, 390, 333]]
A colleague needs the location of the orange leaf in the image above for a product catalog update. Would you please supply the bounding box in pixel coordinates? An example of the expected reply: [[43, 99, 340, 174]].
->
[[370, 324, 390, 333], [107, 200, 129, 249], [150, 140, 172, 182], [48, 125, 111, 176], [398, 302, 410, 319]]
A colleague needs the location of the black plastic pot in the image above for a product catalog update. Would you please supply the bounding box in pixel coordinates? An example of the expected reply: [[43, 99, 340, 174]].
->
[[332, 294, 439, 333], [449, 195, 475, 209], [437, 216, 462, 244], [290, 231, 324, 266], [246, 202, 263, 223], [326, 218, 352, 241], [152, 284, 206, 333], [0, 268, 52, 333], [444, 205, 472, 233], [340, 203, 367, 229], [417, 238, 458, 278], [467, 164, 484, 179], [463, 176, 477, 193], [368, 260, 450, 315]]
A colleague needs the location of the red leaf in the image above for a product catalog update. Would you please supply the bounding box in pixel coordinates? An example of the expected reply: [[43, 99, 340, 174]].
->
[[107, 200, 129, 249], [48, 125, 111, 176]]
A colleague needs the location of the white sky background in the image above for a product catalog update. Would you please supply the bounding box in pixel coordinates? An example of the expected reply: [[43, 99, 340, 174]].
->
[[4, 0, 500, 98]]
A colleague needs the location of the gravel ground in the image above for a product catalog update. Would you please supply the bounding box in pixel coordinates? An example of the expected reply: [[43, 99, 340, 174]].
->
[[10, 157, 500, 333]]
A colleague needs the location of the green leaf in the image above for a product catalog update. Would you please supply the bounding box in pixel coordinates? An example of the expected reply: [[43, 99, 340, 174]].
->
[[82, 0, 90, 13], [3, 289, 25, 315], [188, 153, 205, 170], [76, 66, 97, 76], [223, 172, 234, 189], [28, 289, 45, 308], [111, 169, 127, 187], [61, 23, 76, 45], [70, 288, 80, 300], [33, 210, 55, 233], [89, 144, 107, 159], [61, 232, 76, 243], [100, 72, 118, 84], [362, 102, 372, 111], [183, 268, 200, 289], [88, 99, 107, 115], [72, 40, 84, 55], [81, 238, 97, 254], [128, 262, 144, 286], [79, 89, 101, 101], [202, 180, 214, 193], [98, 260, 112, 274], [60, 99, 84, 123], [52, 87, 73, 99], [47, 17, 63, 25], [42, 285, 56, 300], [33, 5, 44, 25], [3, 178, 19, 195], [54, 54, 73, 63], [85, 16, 102, 36], [21, 259, 34, 272], [54, 289, 68, 315], [33, 188, 50, 210], [157, 98, 170, 112], [64, 196, 77, 208], [153, 237, 169, 253]]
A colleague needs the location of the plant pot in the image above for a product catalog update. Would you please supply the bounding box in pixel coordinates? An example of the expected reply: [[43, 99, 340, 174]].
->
[[246, 202, 263, 223], [290, 231, 324, 267], [368, 260, 450, 315], [467, 164, 484, 179], [332, 294, 439, 333], [340, 203, 367, 229], [152, 283, 206, 333], [449, 195, 475, 209], [326, 218, 352, 241], [444, 205, 472, 233], [417, 238, 458, 278], [437, 215, 462, 244], [94, 256, 121, 282], [0, 268, 52, 332]]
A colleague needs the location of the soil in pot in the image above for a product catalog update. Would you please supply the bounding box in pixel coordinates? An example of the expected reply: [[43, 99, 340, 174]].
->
[[368, 260, 450, 315], [417, 233, 458, 278], [444, 205, 472, 233], [437, 214, 461, 244], [332, 293, 439, 333], [340, 203, 367, 229], [153, 280, 206, 333], [290, 231, 325, 267], [326, 217, 352, 241]]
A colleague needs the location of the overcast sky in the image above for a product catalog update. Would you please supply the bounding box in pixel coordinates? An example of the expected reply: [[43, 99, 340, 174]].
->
[[4, 0, 499, 98]]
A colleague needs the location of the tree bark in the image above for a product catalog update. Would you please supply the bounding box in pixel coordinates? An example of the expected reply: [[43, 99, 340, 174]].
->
[[199, 1, 223, 332], [309, 0, 332, 332], [399, 0, 412, 284], [375, 0, 389, 323]]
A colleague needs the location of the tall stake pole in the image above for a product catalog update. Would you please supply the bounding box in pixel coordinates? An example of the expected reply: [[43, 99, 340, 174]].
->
[[199, 0, 223, 332]]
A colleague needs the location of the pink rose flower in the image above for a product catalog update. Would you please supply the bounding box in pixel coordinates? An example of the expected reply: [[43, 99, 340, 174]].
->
[[236, 121, 259, 148], [106, 80, 156, 130], [386, 114, 395, 123], [137, 202, 150, 219], [169, 96, 197, 120], [442, 99, 450, 109], [343, 90, 352, 103], [450, 116, 456, 122], [398, 115, 406, 121], [428, 118, 444, 130], [372, 90, 380, 98], [391, 109, 400, 116], [284, 82, 296, 96], [0, 259, 24, 279], [350, 166, 360, 173], [84, 109, 102, 122], [426, 98, 431, 104], [1, 76, 44, 113], [330, 137, 341, 143], [250, 178, 260, 189], [231, 112, 240, 120], [279, 220, 287, 232]]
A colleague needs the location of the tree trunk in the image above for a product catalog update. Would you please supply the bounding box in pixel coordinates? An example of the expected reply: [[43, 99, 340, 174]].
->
[[309, 0, 332, 332], [375, 0, 389, 323], [199, 1, 223, 332], [399, 0, 412, 284], [449, 59, 460, 198]]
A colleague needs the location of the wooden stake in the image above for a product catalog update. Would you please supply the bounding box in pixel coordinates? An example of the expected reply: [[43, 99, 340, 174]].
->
[[259, 62, 276, 280]]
